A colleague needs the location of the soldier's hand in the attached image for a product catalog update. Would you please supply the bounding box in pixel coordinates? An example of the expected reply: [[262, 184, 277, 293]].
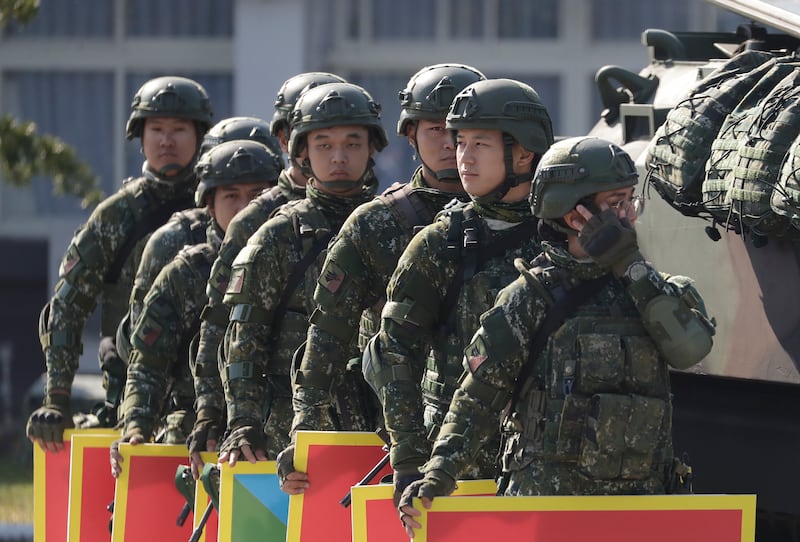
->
[[276, 444, 309, 495], [26, 392, 73, 454], [187, 409, 222, 479], [218, 424, 267, 467], [110, 429, 145, 478], [575, 205, 642, 276], [397, 469, 456, 539], [392, 467, 423, 507]]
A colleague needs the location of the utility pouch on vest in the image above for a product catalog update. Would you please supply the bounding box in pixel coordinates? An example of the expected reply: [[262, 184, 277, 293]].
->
[[578, 393, 666, 480]]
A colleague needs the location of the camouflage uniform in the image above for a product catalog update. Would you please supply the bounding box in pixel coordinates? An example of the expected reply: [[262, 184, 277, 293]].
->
[[291, 169, 463, 436], [120, 223, 222, 443], [40, 171, 197, 407], [420, 244, 712, 496], [373, 200, 540, 480], [192, 170, 305, 431], [220, 181, 377, 458]]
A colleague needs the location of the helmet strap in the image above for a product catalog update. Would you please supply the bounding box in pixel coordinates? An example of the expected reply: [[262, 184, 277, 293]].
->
[[472, 133, 532, 204]]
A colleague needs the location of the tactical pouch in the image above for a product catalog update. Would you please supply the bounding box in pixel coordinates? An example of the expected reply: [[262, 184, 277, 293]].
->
[[164, 409, 196, 445], [578, 393, 666, 480], [575, 334, 625, 393]]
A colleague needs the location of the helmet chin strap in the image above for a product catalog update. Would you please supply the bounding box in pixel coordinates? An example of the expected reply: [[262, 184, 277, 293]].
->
[[471, 133, 533, 204], [304, 157, 375, 191], [411, 128, 461, 184]]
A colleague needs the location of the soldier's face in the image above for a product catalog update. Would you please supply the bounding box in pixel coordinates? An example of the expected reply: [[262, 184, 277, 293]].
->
[[456, 128, 530, 198], [410, 119, 461, 191], [209, 182, 270, 232], [300, 125, 373, 195], [142, 117, 198, 176]]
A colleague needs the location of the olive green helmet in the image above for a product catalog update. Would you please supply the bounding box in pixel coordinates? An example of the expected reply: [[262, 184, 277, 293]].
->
[[288, 82, 388, 159], [270, 72, 347, 137], [200, 116, 283, 157], [126, 76, 213, 140], [397, 63, 486, 136], [530, 136, 638, 220], [447, 78, 554, 202], [194, 139, 284, 206]]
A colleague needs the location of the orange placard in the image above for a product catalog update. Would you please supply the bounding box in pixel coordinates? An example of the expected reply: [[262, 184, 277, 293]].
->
[[288, 431, 392, 542], [413, 494, 757, 542], [350, 480, 497, 542]]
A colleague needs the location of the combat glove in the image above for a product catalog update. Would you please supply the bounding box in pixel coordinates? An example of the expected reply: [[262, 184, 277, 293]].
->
[[276, 444, 296, 483], [26, 391, 73, 445], [392, 466, 424, 507], [397, 469, 456, 510], [187, 408, 222, 455], [578, 208, 643, 276], [218, 423, 267, 458]]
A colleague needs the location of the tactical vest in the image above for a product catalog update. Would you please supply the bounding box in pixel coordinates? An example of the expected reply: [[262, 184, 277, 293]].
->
[[227, 198, 333, 384], [101, 177, 195, 336], [422, 204, 538, 424], [504, 260, 672, 482]]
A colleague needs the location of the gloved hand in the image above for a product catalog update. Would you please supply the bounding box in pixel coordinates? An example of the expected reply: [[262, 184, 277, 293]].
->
[[392, 466, 423, 507], [277, 444, 310, 495], [26, 392, 73, 453], [187, 408, 223, 479], [218, 423, 267, 466], [578, 208, 642, 276], [397, 469, 456, 538], [110, 428, 146, 478]]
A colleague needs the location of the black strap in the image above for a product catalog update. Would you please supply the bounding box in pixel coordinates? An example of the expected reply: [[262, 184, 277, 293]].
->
[[104, 192, 194, 284], [268, 220, 333, 347], [437, 218, 538, 336]]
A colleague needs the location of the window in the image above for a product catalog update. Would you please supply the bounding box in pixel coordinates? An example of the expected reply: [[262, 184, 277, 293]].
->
[[593, 0, 693, 40], [3, 0, 113, 38], [126, 0, 233, 37], [497, 0, 558, 39]]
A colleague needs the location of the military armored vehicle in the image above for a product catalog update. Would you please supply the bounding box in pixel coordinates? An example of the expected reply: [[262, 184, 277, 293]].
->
[[587, 1, 800, 539]]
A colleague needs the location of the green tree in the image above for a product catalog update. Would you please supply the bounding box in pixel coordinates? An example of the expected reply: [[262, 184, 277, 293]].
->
[[0, 0, 103, 208]]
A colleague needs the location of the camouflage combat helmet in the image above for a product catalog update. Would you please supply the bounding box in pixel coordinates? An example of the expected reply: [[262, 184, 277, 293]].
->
[[447, 78, 554, 202], [194, 139, 284, 206], [270, 72, 347, 137], [126, 76, 213, 140], [398, 63, 486, 183], [200, 116, 283, 158], [530, 136, 638, 221], [288, 82, 388, 159]]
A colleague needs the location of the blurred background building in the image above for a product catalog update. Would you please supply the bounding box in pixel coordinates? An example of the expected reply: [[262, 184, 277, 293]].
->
[[0, 0, 745, 426]]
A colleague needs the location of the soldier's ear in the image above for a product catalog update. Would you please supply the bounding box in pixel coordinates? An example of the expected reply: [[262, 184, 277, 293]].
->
[[562, 209, 584, 233]]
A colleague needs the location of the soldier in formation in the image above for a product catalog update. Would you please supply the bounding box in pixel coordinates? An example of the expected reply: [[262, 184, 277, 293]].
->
[[216, 82, 387, 466], [27, 76, 213, 452], [364, 78, 554, 504]]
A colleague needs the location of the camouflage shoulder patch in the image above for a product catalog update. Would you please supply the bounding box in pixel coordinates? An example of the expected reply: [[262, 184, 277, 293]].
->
[[227, 268, 246, 295], [135, 316, 163, 348], [318, 260, 346, 294], [465, 333, 489, 373]]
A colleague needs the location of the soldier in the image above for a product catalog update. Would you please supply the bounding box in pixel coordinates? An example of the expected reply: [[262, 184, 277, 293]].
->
[[27, 76, 213, 453], [188, 72, 345, 479], [397, 136, 716, 537], [217, 82, 387, 466], [277, 63, 486, 495], [112, 116, 282, 427], [110, 139, 282, 477], [360, 79, 554, 504]]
